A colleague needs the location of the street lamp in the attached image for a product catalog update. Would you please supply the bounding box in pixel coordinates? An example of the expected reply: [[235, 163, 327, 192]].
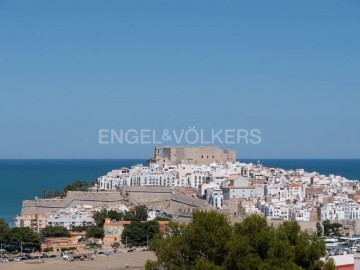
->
[[125, 236, 128, 251]]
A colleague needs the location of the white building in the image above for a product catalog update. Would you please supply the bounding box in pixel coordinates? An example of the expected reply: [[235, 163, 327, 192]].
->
[[207, 188, 224, 209], [263, 203, 289, 220], [321, 203, 345, 221], [290, 204, 311, 221], [47, 214, 94, 229], [222, 186, 256, 200]]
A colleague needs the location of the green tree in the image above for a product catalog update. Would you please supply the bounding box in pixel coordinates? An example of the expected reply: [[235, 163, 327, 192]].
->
[[42, 180, 90, 199], [108, 210, 123, 221], [322, 220, 343, 237], [92, 205, 148, 227], [145, 260, 161, 270], [277, 221, 325, 270], [0, 219, 10, 244], [8, 227, 40, 250], [135, 205, 148, 221], [86, 227, 104, 239], [93, 209, 108, 227], [146, 212, 327, 270], [121, 220, 160, 247], [123, 211, 138, 221], [43, 189, 64, 198], [323, 220, 331, 236], [70, 222, 88, 232], [64, 180, 89, 193], [41, 226, 70, 238], [323, 257, 336, 270]]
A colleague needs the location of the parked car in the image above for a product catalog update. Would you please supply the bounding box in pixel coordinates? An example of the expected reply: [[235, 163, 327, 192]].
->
[[23, 254, 35, 259], [62, 254, 74, 261]]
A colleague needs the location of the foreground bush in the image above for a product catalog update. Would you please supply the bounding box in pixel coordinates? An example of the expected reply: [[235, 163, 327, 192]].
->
[[146, 211, 335, 270]]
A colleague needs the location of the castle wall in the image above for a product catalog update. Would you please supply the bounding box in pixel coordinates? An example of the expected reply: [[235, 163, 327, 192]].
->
[[21, 188, 173, 216], [122, 186, 172, 204], [169, 193, 209, 215], [21, 191, 123, 215], [160, 146, 236, 165]]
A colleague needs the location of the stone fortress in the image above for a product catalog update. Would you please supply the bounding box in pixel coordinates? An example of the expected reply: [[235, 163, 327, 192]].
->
[[148, 146, 236, 166]]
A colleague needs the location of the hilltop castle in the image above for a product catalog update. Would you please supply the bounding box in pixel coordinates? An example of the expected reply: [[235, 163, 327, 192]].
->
[[148, 146, 236, 166]]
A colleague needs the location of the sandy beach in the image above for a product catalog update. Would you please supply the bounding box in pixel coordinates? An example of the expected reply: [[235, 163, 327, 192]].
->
[[0, 251, 156, 270]]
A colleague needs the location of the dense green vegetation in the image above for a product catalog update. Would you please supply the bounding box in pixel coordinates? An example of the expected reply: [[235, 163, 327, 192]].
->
[[121, 220, 160, 247], [0, 219, 10, 244], [42, 180, 91, 198], [93, 205, 148, 227], [0, 219, 40, 250], [0, 204, 155, 252], [70, 223, 89, 232], [322, 220, 343, 237], [64, 180, 90, 193], [90, 204, 152, 245], [146, 212, 335, 270], [41, 226, 70, 238], [86, 226, 105, 239], [42, 189, 64, 199]]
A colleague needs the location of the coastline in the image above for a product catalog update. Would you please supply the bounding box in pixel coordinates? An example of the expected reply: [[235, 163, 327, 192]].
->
[[1, 159, 360, 224]]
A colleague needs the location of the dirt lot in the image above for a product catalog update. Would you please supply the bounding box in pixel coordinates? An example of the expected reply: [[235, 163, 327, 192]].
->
[[0, 251, 156, 270]]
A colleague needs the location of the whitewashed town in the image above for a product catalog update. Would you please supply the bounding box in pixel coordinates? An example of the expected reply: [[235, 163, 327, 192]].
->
[[95, 147, 360, 223], [10, 147, 360, 268], [15, 147, 360, 232]]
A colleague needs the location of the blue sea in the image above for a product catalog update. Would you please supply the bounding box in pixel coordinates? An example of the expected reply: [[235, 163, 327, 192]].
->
[[0, 159, 146, 224], [0, 159, 359, 224]]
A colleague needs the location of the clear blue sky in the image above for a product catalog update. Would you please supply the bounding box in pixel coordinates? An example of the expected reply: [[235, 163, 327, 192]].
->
[[1, 1, 359, 159]]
